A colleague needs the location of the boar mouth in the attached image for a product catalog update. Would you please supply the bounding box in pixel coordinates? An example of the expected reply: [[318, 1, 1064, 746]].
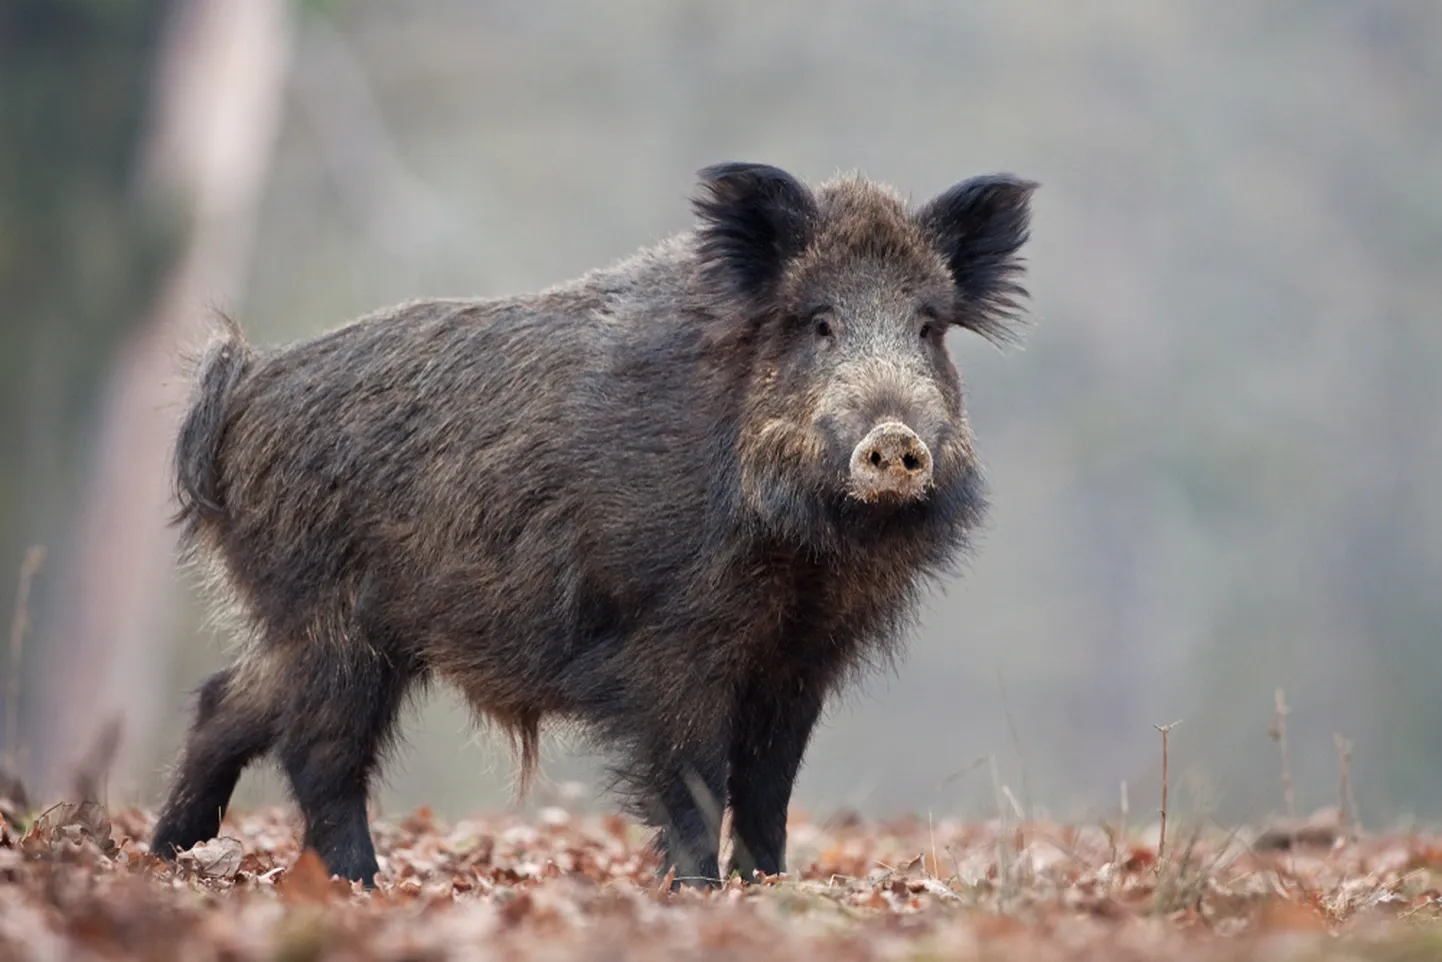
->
[[845, 420, 935, 504]]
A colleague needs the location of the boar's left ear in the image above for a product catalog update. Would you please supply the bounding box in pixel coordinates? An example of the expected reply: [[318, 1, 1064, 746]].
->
[[692, 162, 818, 303], [916, 174, 1039, 345]]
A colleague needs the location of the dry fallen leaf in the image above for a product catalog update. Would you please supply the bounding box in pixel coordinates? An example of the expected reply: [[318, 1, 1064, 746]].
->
[[1256, 897, 1330, 932], [276, 848, 335, 904], [19, 800, 116, 859], [176, 836, 244, 880]]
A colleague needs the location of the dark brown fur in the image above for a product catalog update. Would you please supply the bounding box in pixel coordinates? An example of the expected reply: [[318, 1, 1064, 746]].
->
[[151, 163, 1037, 888]]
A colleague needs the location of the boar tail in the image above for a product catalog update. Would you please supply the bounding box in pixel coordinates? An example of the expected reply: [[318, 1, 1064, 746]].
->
[[173, 313, 253, 531]]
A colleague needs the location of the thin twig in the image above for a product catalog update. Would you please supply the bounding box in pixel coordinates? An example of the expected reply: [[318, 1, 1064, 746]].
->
[[5, 546, 45, 774], [1154, 720, 1181, 866], [1120, 779, 1130, 844], [1107, 779, 1130, 894], [928, 811, 938, 879], [1269, 689, 1296, 822], [987, 753, 1014, 909], [935, 755, 989, 790], [1001, 784, 1027, 822], [996, 668, 1032, 828], [1335, 733, 1358, 839]]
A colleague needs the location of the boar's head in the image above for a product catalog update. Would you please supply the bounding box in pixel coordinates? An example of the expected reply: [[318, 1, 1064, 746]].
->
[[693, 162, 1036, 551]]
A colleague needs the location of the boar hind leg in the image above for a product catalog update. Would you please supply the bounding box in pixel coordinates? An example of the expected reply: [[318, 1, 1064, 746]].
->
[[152, 663, 279, 860], [725, 679, 826, 881], [275, 642, 418, 888]]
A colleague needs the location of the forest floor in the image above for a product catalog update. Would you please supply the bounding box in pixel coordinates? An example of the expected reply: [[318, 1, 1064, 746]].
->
[[3, 800, 1442, 961]]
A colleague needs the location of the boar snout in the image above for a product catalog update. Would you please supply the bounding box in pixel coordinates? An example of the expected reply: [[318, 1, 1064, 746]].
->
[[848, 421, 934, 502]]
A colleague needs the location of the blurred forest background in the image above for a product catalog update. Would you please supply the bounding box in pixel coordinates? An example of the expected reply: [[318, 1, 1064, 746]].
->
[[3, 0, 1440, 831]]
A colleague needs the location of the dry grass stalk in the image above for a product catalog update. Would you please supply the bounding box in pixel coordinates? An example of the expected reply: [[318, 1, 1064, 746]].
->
[[1269, 688, 1296, 823], [1154, 720, 1181, 866], [5, 545, 46, 774], [1334, 734, 1358, 839]]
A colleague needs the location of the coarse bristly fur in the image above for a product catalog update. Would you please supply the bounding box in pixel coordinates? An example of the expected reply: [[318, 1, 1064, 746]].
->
[[151, 162, 1039, 889]]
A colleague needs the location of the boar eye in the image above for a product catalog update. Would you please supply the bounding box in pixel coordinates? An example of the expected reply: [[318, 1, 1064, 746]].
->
[[918, 305, 942, 340], [806, 306, 835, 339]]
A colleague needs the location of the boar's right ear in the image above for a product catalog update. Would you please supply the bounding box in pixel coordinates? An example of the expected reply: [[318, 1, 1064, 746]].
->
[[916, 174, 1038, 346], [692, 162, 818, 303]]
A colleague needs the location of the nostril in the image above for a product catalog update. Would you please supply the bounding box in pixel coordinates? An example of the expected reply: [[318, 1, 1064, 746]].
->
[[902, 453, 920, 472], [869, 450, 882, 468]]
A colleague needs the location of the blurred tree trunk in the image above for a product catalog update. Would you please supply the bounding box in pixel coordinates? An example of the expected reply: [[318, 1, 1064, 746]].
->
[[22, 0, 294, 801], [0, 0, 179, 782]]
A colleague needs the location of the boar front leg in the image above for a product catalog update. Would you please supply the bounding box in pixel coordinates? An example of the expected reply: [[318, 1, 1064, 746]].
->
[[725, 677, 826, 881], [636, 734, 730, 890]]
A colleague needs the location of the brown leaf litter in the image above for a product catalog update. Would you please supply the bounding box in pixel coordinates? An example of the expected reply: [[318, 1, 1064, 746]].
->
[[1, 803, 1441, 960]]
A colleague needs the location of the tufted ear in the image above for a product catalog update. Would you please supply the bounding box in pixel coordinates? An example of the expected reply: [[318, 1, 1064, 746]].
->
[[692, 162, 818, 303], [916, 174, 1038, 345]]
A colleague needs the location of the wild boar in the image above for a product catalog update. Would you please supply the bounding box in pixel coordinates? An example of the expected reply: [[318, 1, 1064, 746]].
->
[[150, 162, 1037, 888]]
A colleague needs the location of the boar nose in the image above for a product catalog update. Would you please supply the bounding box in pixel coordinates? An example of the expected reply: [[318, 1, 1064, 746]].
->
[[849, 421, 934, 501]]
